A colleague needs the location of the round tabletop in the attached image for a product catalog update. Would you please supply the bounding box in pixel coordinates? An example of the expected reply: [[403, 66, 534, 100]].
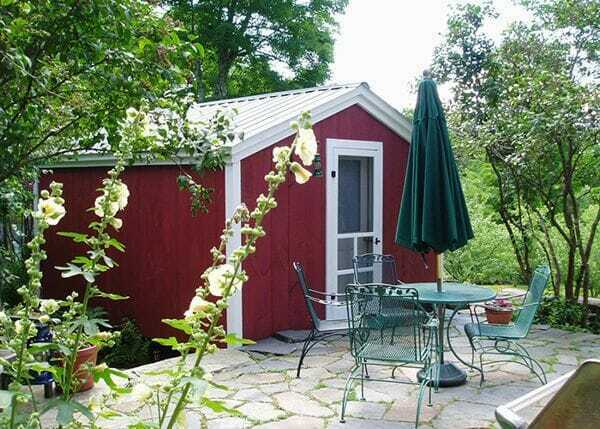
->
[[403, 282, 496, 305]]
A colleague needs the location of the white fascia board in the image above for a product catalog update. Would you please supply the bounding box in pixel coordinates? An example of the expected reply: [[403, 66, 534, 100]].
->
[[39, 147, 234, 169], [231, 86, 412, 162], [224, 160, 243, 342]]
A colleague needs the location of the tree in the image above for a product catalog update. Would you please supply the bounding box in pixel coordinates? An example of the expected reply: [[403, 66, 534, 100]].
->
[[165, 0, 349, 99], [0, 0, 196, 189], [433, 0, 599, 303]]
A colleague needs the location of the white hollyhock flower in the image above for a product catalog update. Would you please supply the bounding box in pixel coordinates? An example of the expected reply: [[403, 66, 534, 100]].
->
[[39, 299, 59, 315], [272, 146, 291, 164], [94, 195, 119, 218], [206, 264, 243, 297], [37, 198, 66, 226], [189, 296, 211, 313], [295, 128, 317, 166], [110, 217, 123, 230], [290, 162, 312, 184], [0, 311, 9, 324], [115, 182, 130, 210], [126, 107, 138, 122], [131, 383, 153, 402], [184, 296, 212, 318]]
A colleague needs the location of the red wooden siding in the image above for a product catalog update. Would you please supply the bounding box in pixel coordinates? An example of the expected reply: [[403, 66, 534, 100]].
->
[[40, 166, 225, 338], [241, 105, 435, 340]]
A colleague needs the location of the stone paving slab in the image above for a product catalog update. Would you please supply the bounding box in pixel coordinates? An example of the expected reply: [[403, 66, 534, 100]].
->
[[37, 323, 599, 428]]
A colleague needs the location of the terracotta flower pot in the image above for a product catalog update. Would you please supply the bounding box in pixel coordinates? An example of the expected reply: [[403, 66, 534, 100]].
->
[[73, 345, 98, 392], [485, 308, 513, 324]]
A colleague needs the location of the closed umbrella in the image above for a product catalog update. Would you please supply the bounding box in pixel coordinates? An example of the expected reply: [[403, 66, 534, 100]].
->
[[395, 71, 474, 387], [395, 71, 473, 290]]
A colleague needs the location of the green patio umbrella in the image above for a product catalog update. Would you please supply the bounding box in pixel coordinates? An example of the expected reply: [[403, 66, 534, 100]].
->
[[395, 71, 474, 291]]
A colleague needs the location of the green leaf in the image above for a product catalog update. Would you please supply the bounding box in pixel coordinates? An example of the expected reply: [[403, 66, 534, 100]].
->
[[162, 318, 192, 335], [93, 290, 129, 301], [55, 263, 82, 278], [57, 231, 89, 243], [181, 376, 207, 406], [93, 366, 131, 394], [223, 333, 255, 346], [50, 399, 94, 426], [83, 271, 95, 283], [201, 398, 241, 417], [107, 238, 125, 252], [153, 336, 179, 347]]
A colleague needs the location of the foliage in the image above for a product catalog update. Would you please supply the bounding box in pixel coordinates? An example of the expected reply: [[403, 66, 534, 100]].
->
[[535, 297, 600, 334], [432, 0, 599, 303], [444, 166, 523, 285], [0, 0, 196, 186], [103, 319, 153, 369], [164, 0, 349, 99]]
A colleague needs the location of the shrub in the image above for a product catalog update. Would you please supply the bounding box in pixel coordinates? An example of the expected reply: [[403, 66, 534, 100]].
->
[[103, 319, 153, 369], [535, 297, 600, 334]]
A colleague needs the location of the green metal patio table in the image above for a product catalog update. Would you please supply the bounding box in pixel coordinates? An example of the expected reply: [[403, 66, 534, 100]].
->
[[405, 282, 496, 387]]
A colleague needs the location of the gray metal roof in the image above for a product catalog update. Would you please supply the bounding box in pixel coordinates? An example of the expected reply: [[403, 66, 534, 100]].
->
[[46, 82, 411, 167], [188, 83, 365, 144]]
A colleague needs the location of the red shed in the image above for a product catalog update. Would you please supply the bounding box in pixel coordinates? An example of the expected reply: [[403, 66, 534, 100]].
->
[[40, 83, 435, 340]]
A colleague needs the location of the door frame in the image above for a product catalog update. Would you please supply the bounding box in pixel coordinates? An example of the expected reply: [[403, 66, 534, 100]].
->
[[325, 138, 384, 319]]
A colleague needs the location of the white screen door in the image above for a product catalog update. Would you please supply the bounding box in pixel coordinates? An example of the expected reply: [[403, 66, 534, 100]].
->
[[326, 139, 383, 319]]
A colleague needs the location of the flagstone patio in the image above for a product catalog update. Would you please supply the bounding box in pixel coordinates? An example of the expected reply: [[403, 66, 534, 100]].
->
[[40, 315, 600, 428]]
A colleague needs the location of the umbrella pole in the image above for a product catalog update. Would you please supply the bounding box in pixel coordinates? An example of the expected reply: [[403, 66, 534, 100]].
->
[[436, 253, 443, 292], [436, 253, 445, 365]]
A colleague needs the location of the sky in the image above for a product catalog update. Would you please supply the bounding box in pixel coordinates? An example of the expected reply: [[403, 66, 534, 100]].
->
[[330, 0, 530, 111]]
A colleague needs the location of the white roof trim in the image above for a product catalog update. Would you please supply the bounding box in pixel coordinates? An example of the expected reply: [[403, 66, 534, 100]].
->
[[232, 84, 411, 162], [44, 83, 412, 167]]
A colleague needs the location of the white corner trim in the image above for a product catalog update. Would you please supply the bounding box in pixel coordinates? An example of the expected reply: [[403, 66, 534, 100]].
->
[[225, 160, 243, 342]]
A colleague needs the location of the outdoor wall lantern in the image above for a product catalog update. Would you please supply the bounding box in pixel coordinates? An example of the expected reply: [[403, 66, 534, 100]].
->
[[313, 153, 322, 177]]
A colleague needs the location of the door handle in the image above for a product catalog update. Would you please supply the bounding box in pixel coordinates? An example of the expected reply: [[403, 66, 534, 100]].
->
[[374, 237, 381, 245]]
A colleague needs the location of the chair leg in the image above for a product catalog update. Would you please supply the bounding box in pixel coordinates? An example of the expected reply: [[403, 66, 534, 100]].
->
[[478, 353, 485, 387], [360, 364, 366, 400], [339, 365, 360, 423], [296, 330, 315, 378], [511, 341, 547, 385], [416, 369, 430, 429]]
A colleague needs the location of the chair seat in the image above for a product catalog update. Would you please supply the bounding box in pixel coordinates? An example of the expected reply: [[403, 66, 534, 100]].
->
[[357, 342, 428, 363], [465, 322, 527, 340], [315, 318, 348, 334]]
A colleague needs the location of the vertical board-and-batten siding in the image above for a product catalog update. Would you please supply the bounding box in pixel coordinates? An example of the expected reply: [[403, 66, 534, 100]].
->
[[241, 105, 435, 340], [40, 166, 225, 339]]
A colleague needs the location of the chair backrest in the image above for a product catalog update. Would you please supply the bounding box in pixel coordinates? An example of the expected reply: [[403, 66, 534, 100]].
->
[[292, 262, 321, 327], [515, 265, 551, 334], [352, 253, 400, 285], [345, 283, 426, 363]]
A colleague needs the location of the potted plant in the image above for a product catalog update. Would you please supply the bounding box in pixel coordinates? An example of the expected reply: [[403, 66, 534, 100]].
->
[[484, 298, 514, 324]]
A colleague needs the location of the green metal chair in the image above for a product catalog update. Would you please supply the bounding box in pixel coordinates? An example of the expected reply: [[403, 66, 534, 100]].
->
[[340, 284, 439, 428], [464, 265, 551, 386], [293, 262, 347, 378], [352, 253, 404, 284]]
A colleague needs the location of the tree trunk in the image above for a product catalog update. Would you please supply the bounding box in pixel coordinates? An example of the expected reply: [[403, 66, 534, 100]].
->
[[194, 59, 205, 102], [215, 58, 231, 99]]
